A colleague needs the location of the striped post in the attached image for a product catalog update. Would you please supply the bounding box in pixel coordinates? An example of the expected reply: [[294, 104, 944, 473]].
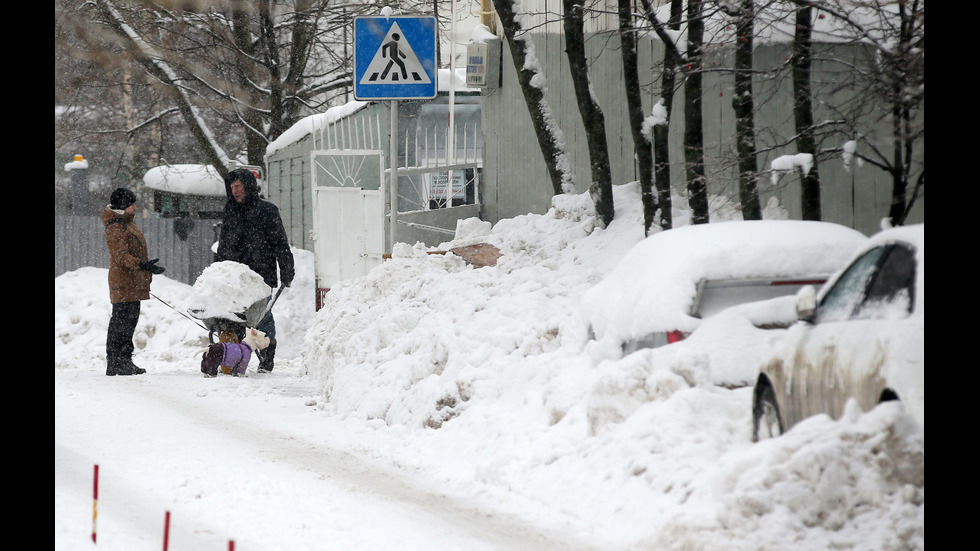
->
[[92, 464, 99, 543]]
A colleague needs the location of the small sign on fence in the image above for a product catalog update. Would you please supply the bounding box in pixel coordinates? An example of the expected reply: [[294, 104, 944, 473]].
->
[[425, 170, 466, 201]]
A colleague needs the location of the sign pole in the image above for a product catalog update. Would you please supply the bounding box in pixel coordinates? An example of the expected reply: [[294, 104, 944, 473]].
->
[[447, 2, 456, 207], [389, 99, 399, 253], [352, 14, 436, 251]]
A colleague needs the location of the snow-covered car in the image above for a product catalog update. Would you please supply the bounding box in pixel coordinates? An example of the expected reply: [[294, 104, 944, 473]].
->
[[581, 220, 869, 356], [752, 224, 924, 441]]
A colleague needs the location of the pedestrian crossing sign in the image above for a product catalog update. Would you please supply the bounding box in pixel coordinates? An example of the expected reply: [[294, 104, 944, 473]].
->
[[354, 16, 438, 101]]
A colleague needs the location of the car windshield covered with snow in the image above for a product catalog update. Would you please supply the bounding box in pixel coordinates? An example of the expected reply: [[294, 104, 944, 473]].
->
[[581, 220, 868, 356], [751, 223, 924, 441]]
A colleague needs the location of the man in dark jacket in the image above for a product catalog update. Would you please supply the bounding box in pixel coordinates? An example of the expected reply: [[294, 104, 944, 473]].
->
[[215, 168, 295, 373]]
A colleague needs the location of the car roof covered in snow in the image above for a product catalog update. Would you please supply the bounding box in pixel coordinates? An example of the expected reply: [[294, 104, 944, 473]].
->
[[582, 220, 869, 345]]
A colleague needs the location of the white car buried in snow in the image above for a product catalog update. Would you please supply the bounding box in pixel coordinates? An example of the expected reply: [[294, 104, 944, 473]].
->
[[582, 220, 869, 357], [752, 224, 924, 441]]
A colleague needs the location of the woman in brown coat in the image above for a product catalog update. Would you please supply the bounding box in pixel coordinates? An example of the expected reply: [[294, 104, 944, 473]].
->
[[102, 187, 165, 376]]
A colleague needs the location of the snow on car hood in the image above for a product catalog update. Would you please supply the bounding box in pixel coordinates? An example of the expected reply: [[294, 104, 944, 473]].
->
[[581, 220, 868, 346]]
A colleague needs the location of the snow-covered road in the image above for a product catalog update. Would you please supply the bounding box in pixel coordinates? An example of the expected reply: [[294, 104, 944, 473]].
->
[[55, 358, 606, 551]]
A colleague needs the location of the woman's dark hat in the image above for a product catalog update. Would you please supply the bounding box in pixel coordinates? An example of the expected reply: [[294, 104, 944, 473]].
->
[[110, 187, 137, 210]]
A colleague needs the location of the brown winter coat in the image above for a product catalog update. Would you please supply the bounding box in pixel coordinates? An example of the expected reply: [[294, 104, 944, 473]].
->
[[102, 206, 152, 303]]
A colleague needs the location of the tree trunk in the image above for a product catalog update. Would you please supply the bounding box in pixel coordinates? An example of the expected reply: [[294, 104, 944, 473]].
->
[[731, 0, 762, 220], [684, 0, 709, 224], [792, 1, 821, 220], [231, 5, 267, 167], [563, 0, 614, 228], [887, 0, 919, 226], [492, 0, 572, 196], [639, 0, 682, 232], [888, 92, 909, 225], [263, 0, 317, 141], [619, 0, 657, 235]]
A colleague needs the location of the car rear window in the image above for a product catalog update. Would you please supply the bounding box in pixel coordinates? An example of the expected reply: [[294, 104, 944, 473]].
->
[[693, 278, 827, 319]]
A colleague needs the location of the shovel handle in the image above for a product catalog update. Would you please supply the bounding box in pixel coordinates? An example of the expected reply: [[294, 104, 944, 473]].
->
[[255, 285, 286, 328]]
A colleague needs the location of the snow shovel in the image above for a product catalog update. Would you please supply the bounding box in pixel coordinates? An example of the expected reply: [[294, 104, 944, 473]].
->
[[244, 284, 286, 365], [244, 284, 287, 330]]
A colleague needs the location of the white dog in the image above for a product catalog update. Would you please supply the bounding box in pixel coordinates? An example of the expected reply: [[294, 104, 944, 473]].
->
[[200, 328, 271, 378]]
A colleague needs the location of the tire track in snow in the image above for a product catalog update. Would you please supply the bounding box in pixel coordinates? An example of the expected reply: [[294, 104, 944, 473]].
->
[[120, 369, 607, 551]]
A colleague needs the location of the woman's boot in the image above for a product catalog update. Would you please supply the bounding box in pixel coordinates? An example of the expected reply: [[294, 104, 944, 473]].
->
[[106, 356, 140, 376], [123, 358, 147, 375]]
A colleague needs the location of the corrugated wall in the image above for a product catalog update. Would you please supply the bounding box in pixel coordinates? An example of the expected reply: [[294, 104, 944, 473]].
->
[[480, 33, 923, 237], [267, 137, 315, 252], [55, 215, 218, 286]]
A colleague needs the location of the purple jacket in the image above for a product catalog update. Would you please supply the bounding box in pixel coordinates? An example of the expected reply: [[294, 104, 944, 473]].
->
[[201, 342, 253, 376]]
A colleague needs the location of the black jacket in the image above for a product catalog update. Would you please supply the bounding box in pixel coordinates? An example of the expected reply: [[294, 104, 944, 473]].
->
[[215, 169, 295, 289]]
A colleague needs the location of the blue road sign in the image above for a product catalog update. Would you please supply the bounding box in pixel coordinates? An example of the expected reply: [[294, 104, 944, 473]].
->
[[354, 16, 438, 101]]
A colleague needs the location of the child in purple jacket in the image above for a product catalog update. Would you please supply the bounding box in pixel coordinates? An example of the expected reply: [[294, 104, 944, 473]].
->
[[200, 328, 271, 378]]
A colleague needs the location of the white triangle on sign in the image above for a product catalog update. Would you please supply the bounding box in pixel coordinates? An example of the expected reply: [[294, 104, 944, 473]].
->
[[359, 22, 432, 85]]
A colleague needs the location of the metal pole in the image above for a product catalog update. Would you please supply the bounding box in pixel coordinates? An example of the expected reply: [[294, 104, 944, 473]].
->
[[447, 0, 457, 207], [389, 99, 399, 253]]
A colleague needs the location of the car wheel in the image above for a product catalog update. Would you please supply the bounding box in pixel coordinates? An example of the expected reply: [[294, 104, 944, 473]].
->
[[879, 388, 899, 402], [752, 376, 784, 442]]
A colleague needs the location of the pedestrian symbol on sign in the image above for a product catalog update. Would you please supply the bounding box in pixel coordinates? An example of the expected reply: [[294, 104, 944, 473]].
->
[[359, 22, 431, 86], [380, 34, 409, 81]]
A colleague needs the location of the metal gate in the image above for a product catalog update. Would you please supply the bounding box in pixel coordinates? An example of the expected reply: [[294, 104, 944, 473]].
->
[[309, 101, 482, 308], [311, 150, 385, 307]]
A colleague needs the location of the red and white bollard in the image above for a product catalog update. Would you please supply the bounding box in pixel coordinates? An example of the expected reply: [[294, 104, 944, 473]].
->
[[92, 464, 99, 543]]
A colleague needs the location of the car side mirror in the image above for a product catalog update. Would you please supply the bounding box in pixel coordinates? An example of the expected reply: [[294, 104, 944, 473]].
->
[[796, 285, 817, 323]]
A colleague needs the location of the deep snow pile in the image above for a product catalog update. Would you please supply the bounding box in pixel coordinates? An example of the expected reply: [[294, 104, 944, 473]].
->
[[299, 184, 923, 549]]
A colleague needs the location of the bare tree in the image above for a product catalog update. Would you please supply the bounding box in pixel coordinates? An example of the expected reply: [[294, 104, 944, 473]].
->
[[90, 0, 359, 173], [89, 0, 232, 173], [717, 0, 763, 220], [817, 0, 924, 226], [56, 0, 181, 196], [684, 0, 710, 224], [767, 1, 923, 226], [636, 0, 687, 232], [789, 0, 823, 220], [652, 0, 684, 231], [58, 0, 379, 183], [563, 0, 614, 228], [619, 0, 659, 235]]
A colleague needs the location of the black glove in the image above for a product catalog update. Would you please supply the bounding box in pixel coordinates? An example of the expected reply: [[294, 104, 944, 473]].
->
[[139, 258, 165, 274]]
